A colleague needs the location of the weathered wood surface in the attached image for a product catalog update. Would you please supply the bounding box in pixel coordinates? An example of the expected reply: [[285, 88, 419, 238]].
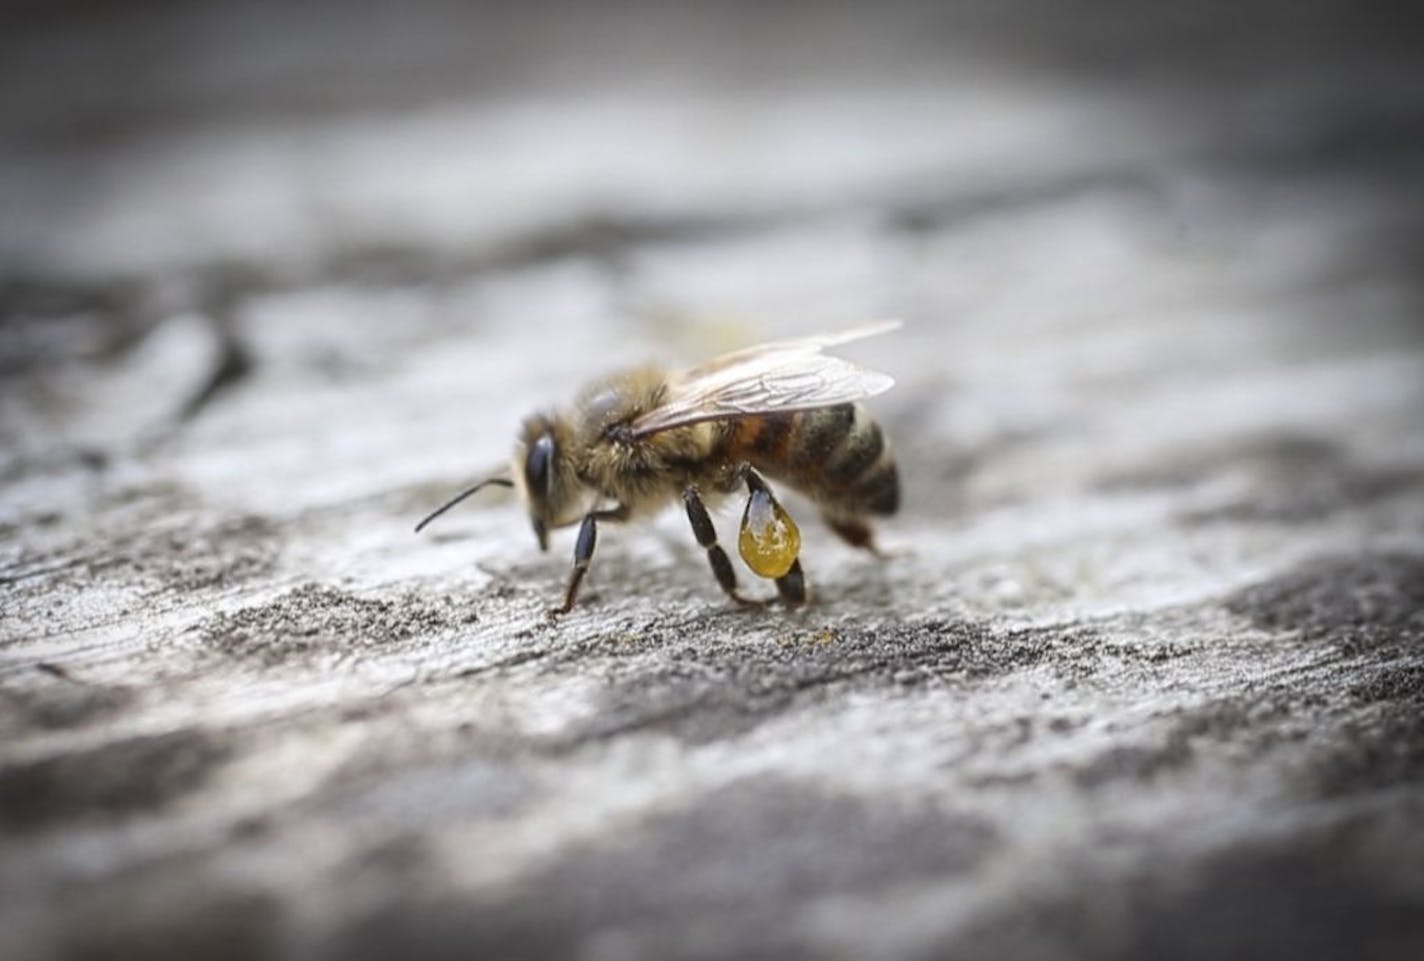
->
[[3, 2, 1423, 959]]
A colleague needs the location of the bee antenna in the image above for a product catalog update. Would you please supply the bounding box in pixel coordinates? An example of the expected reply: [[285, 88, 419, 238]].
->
[[414, 477, 514, 533]]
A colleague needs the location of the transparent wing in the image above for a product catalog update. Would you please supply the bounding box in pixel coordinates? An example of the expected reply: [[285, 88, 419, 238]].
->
[[629, 319, 899, 437]]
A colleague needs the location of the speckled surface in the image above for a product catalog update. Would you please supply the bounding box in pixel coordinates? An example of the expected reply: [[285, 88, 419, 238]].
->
[[3, 2, 1424, 959]]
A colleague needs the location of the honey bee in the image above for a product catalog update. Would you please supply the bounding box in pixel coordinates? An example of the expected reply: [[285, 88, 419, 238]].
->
[[416, 321, 901, 615]]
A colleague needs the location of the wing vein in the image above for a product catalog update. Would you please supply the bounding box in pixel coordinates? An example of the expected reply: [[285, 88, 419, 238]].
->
[[630, 320, 899, 437]]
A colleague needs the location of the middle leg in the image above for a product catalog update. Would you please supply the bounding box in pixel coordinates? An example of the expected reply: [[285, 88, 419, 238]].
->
[[683, 485, 769, 607]]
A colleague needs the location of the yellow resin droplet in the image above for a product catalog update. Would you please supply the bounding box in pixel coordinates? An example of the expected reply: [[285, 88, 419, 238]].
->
[[739, 489, 801, 579]]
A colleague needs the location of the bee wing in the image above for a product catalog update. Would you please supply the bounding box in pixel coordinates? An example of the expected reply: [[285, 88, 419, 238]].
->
[[677, 318, 901, 380], [629, 319, 900, 437]]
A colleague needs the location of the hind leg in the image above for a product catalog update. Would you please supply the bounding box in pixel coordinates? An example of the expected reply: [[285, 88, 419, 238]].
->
[[822, 512, 889, 558], [739, 468, 808, 608]]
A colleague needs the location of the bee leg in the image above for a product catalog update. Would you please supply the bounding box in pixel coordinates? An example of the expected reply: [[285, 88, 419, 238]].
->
[[548, 506, 627, 617], [741, 469, 808, 609], [822, 512, 889, 558], [776, 558, 807, 608], [683, 486, 771, 607]]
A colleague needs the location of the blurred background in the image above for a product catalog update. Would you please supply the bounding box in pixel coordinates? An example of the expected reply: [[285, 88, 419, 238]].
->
[[2, 0, 1421, 519], [2, 0, 1422, 519], [3, 2, 1424, 960]]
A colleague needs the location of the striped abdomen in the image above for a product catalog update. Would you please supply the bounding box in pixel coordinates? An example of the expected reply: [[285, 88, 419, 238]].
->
[[721, 403, 899, 516]]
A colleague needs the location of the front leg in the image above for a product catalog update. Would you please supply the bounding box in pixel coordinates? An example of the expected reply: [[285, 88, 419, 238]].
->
[[549, 505, 628, 617]]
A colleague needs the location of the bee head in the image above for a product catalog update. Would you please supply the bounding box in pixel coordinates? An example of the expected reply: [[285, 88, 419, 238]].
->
[[515, 414, 581, 551]]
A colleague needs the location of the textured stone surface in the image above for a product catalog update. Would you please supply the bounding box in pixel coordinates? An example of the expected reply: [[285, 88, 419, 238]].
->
[[3, 2, 1424, 959]]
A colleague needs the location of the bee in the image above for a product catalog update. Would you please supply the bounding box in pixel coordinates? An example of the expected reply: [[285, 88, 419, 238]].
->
[[415, 320, 901, 615]]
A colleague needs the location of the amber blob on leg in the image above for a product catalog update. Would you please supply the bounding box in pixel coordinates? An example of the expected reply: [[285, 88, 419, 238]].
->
[[738, 481, 801, 579]]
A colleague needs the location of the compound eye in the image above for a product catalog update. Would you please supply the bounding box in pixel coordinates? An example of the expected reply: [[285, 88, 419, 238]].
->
[[525, 433, 556, 499]]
